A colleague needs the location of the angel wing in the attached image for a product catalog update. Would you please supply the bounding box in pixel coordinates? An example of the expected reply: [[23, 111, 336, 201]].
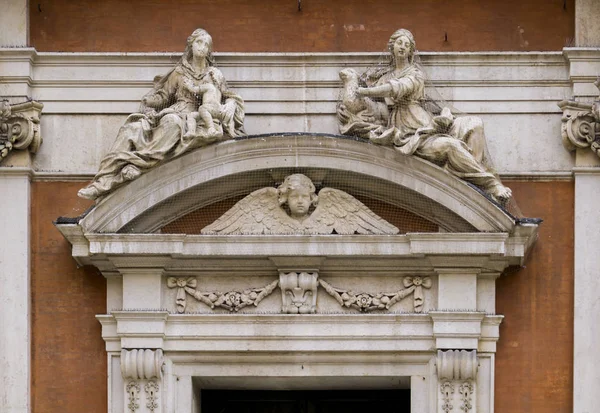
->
[[201, 187, 300, 235], [305, 188, 399, 235]]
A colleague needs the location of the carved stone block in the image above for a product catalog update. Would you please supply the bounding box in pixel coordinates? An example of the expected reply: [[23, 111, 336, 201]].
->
[[279, 272, 318, 314]]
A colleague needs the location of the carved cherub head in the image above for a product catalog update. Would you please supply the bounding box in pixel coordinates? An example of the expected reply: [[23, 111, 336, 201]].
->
[[277, 174, 318, 219]]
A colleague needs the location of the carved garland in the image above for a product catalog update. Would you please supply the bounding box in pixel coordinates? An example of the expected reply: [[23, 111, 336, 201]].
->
[[167, 275, 431, 313]]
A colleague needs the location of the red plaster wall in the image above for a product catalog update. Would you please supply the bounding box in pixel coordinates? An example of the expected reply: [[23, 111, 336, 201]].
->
[[495, 181, 574, 413], [31, 181, 106, 413], [30, 0, 574, 52]]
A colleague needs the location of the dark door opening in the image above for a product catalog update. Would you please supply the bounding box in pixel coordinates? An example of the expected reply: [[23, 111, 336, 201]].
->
[[201, 389, 411, 413]]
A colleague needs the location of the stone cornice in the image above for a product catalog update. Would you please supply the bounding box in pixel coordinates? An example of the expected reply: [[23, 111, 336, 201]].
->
[[96, 312, 501, 354]]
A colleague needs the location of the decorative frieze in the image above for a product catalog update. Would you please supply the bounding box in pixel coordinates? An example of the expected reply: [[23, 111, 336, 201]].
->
[[319, 276, 431, 313], [168, 275, 431, 313], [167, 276, 279, 313], [0, 100, 43, 163]]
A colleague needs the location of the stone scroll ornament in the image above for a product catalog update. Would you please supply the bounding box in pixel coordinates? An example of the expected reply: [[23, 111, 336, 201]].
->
[[0, 100, 43, 163], [336, 28, 512, 204], [201, 174, 399, 235], [559, 77, 600, 158], [78, 28, 245, 201], [168, 275, 430, 314]]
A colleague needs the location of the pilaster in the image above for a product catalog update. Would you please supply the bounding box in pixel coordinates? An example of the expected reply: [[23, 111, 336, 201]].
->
[[0, 0, 28, 48], [575, 0, 600, 47], [0, 167, 31, 413], [559, 45, 600, 413]]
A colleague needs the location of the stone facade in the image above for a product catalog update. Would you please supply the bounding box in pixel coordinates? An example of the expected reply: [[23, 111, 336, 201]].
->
[[1, 1, 599, 413]]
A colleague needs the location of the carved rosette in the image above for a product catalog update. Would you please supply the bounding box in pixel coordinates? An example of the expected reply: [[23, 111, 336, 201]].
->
[[436, 350, 477, 413], [0, 101, 43, 163]]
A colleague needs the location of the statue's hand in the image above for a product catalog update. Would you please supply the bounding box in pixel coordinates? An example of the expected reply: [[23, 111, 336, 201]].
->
[[357, 87, 369, 96]]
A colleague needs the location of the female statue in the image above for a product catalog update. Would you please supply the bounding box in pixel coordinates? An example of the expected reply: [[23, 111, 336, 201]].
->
[[78, 28, 245, 200], [337, 29, 511, 202]]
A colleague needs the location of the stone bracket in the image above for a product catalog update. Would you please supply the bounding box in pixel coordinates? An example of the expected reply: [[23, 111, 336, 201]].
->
[[122, 349, 164, 413], [0, 100, 43, 163], [436, 350, 478, 413]]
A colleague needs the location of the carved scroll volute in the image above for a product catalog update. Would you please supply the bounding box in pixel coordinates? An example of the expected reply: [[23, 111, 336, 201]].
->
[[559, 104, 596, 152], [436, 350, 478, 381], [121, 349, 164, 380], [0, 101, 43, 162], [279, 272, 318, 314]]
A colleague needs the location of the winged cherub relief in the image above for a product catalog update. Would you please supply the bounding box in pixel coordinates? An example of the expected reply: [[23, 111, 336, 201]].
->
[[201, 174, 399, 235]]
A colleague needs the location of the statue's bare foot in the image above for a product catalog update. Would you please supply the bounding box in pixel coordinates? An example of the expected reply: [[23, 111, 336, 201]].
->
[[122, 165, 141, 181], [78, 186, 99, 200], [489, 183, 512, 203], [206, 126, 223, 141]]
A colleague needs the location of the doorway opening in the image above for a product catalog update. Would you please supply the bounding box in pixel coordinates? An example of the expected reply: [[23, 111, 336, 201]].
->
[[201, 389, 411, 413]]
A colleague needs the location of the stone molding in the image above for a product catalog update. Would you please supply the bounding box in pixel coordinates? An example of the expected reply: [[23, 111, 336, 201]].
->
[[56, 230, 538, 272], [98, 312, 501, 354], [0, 48, 567, 115], [0, 100, 43, 164]]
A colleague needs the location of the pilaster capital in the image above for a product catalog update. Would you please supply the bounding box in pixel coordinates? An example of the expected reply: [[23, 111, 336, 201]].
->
[[0, 100, 43, 166]]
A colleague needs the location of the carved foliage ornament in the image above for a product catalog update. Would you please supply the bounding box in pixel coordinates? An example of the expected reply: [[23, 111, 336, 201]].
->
[[559, 78, 600, 158], [0, 101, 43, 163], [201, 174, 399, 235], [436, 350, 477, 413], [167, 275, 431, 314], [126, 381, 141, 413]]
